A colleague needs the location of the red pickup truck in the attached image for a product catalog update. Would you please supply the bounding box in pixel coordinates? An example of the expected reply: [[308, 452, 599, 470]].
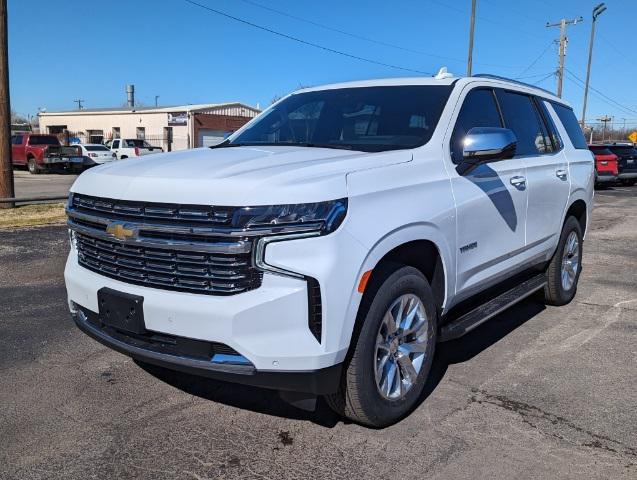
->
[[11, 133, 83, 174]]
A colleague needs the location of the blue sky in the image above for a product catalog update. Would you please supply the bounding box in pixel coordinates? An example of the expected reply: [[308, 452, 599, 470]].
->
[[8, 0, 637, 127]]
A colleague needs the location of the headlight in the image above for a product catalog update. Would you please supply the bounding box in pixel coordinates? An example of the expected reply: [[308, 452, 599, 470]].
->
[[231, 199, 347, 235]]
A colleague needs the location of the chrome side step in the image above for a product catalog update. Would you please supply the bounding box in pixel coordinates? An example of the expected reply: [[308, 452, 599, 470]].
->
[[439, 274, 546, 342]]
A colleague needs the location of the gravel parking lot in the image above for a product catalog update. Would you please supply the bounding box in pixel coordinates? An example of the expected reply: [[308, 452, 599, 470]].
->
[[1, 187, 635, 479]]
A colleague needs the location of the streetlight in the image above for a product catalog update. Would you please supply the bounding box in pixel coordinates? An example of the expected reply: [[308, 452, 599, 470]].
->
[[581, 3, 607, 126]]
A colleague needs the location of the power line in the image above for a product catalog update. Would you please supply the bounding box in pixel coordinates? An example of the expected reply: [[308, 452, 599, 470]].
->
[[429, 0, 547, 39], [564, 68, 637, 117], [514, 71, 556, 80], [516, 41, 555, 77], [238, 0, 522, 69], [237, 0, 459, 64], [181, 0, 431, 75]]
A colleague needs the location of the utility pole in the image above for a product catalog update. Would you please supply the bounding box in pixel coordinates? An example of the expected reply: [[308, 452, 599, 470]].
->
[[597, 115, 611, 142], [74, 99, 84, 110], [467, 0, 477, 76], [546, 16, 583, 98], [581, 3, 607, 126], [0, 0, 13, 208], [155, 95, 159, 107]]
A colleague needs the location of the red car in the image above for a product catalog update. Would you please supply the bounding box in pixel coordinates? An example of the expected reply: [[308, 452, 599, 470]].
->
[[11, 133, 83, 174], [588, 145, 619, 188]]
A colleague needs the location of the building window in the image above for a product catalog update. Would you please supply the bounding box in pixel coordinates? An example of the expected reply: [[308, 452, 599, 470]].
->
[[87, 130, 104, 144], [112, 127, 120, 139], [136, 127, 145, 140]]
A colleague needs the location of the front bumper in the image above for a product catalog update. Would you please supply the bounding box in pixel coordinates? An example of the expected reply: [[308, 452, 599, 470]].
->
[[71, 306, 341, 394], [65, 246, 353, 372]]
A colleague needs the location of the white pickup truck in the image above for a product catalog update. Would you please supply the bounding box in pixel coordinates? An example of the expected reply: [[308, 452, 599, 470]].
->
[[65, 72, 593, 427], [110, 138, 162, 159]]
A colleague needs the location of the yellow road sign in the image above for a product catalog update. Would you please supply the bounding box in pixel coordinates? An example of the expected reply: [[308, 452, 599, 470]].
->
[[628, 131, 637, 143]]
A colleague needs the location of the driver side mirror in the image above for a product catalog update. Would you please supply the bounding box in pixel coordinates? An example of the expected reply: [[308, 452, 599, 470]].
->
[[456, 127, 517, 175]]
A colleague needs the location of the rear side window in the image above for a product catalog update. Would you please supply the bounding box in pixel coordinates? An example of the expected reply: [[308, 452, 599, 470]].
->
[[551, 103, 588, 149], [536, 99, 563, 151], [450, 88, 502, 163], [496, 90, 550, 156], [85, 145, 109, 151], [112, 140, 120, 149]]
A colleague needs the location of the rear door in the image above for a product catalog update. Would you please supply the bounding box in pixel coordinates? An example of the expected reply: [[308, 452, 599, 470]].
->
[[11, 134, 26, 164], [496, 91, 570, 258], [447, 87, 528, 297]]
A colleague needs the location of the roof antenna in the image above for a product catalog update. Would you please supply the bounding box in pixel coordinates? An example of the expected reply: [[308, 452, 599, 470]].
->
[[435, 67, 454, 80]]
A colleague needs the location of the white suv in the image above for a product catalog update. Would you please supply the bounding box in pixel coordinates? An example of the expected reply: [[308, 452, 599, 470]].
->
[[65, 73, 593, 427]]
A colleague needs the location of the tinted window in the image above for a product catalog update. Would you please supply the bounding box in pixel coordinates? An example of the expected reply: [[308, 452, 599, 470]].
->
[[230, 85, 453, 152], [607, 146, 637, 157], [496, 90, 549, 156], [536, 98, 563, 150], [551, 103, 588, 149], [112, 140, 120, 149], [125, 139, 151, 148], [589, 146, 614, 156], [450, 88, 502, 163], [12, 135, 23, 145], [27, 135, 60, 146], [85, 145, 109, 151]]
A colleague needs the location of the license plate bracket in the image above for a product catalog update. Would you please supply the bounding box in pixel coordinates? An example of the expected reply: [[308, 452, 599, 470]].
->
[[98, 287, 146, 334]]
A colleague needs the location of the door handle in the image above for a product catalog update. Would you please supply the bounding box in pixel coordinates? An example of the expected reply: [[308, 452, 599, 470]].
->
[[556, 169, 568, 180], [510, 176, 526, 188]]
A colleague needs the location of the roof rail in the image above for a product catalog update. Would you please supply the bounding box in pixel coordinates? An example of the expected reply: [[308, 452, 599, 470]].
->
[[473, 74, 556, 97]]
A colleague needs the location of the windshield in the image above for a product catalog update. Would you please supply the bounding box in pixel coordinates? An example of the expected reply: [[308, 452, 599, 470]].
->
[[125, 139, 152, 148], [28, 135, 60, 146], [85, 145, 110, 151], [228, 85, 453, 152]]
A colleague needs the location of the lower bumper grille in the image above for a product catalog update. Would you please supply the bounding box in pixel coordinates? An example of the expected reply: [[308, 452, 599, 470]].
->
[[75, 233, 262, 295]]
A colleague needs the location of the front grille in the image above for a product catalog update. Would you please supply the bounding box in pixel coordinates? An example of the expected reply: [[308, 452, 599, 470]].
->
[[75, 233, 262, 295], [72, 193, 236, 226]]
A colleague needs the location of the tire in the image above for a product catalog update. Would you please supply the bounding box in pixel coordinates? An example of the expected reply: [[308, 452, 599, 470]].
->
[[120, 155, 127, 160], [621, 179, 635, 186], [27, 157, 41, 175], [544, 216, 583, 306], [325, 265, 437, 427]]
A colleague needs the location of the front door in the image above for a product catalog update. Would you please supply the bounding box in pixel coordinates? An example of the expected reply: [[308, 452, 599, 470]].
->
[[447, 87, 528, 298]]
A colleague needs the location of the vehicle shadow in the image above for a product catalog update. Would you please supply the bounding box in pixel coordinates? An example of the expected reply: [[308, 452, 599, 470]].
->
[[137, 298, 546, 429]]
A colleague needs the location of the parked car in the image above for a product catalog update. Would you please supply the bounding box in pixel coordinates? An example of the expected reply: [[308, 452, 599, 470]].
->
[[604, 143, 637, 186], [110, 138, 162, 159], [11, 133, 83, 174], [588, 145, 619, 187], [65, 73, 593, 427], [77, 144, 117, 167]]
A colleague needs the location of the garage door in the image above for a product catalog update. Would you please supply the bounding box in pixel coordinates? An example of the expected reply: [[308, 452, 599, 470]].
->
[[198, 129, 227, 147]]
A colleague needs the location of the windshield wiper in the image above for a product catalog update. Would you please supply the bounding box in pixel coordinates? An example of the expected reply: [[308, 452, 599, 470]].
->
[[215, 141, 355, 151]]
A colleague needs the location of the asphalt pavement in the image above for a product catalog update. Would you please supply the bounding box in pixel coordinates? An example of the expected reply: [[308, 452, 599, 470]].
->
[[0, 187, 635, 479], [11, 169, 78, 199]]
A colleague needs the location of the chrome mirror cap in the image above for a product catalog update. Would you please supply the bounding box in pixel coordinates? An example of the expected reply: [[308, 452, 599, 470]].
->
[[462, 127, 517, 161]]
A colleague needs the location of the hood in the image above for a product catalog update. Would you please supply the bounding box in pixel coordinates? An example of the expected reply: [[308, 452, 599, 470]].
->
[[71, 145, 411, 205]]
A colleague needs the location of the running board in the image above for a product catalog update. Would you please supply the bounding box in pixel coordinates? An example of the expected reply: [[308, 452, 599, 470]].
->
[[439, 274, 546, 342]]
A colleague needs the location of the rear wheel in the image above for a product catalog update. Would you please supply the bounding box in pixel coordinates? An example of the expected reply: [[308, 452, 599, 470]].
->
[[325, 265, 437, 427], [544, 216, 583, 306]]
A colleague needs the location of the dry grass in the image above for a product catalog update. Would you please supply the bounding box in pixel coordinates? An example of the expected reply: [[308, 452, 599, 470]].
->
[[0, 203, 67, 228]]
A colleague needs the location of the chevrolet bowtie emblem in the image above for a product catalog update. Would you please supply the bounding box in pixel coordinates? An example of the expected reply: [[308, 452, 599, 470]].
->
[[105, 222, 135, 241]]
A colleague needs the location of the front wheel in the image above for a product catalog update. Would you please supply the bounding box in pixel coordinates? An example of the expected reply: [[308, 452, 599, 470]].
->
[[326, 265, 437, 427], [544, 216, 583, 306], [27, 158, 41, 175]]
